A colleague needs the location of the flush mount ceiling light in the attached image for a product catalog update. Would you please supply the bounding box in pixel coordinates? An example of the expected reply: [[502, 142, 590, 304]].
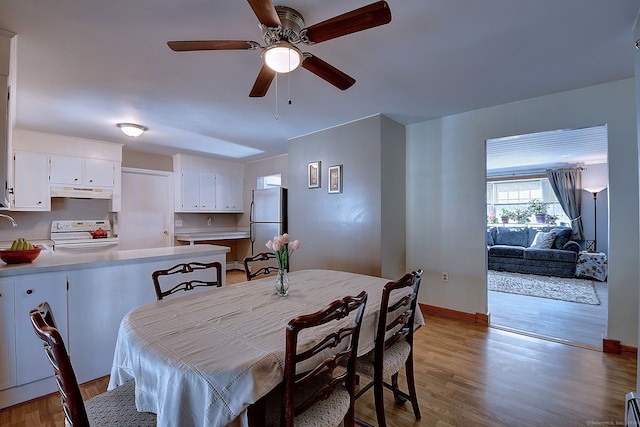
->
[[117, 122, 148, 137], [263, 41, 302, 73]]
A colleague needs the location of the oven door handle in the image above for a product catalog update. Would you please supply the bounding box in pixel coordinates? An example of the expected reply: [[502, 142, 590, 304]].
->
[[54, 241, 119, 250]]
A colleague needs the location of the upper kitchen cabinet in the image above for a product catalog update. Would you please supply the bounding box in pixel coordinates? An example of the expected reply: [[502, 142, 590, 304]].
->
[[12, 151, 49, 211], [215, 172, 243, 212], [0, 29, 16, 209], [174, 153, 244, 213], [179, 169, 216, 211], [50, 155, 115, 187], [10, 129, 123, 212]]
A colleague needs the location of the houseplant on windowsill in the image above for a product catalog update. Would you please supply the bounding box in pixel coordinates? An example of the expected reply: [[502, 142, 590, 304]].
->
[[266, 234, 301, 296], [512, 208, 531, 224], [528, 199, 548, 223], [500, 209, 513, 224]]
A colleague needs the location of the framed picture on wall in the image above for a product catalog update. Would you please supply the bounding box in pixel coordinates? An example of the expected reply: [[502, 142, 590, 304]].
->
[[308, 161, 320, 188], [328, 165, 342, 194]]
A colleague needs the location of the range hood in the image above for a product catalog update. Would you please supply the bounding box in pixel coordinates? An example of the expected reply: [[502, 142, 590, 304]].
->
[[50, 185, 113, 199]]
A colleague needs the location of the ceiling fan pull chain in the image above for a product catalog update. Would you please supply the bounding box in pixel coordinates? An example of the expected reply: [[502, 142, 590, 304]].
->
[[288, 70, 292, 105], [275, 73, 279, 120]]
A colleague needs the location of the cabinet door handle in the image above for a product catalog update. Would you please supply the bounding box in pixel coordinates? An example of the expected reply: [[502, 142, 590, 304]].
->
[[26, 289, 33, 295]]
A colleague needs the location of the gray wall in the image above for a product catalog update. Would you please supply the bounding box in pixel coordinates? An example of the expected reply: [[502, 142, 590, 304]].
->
[[287, 114, 406, 279], [407, 78, 638, 346]]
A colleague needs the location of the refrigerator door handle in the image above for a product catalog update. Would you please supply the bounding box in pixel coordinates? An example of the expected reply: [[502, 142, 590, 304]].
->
[[249, 200, 254, 223], [250, 222, 255, 244]]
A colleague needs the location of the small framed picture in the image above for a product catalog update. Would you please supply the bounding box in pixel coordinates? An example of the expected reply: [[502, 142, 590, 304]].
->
[[308, 161, 320, 188], [328, 165, 342, 194]]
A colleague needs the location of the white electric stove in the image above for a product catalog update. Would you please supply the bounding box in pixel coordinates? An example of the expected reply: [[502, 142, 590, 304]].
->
[[51, 220, 119, 251]]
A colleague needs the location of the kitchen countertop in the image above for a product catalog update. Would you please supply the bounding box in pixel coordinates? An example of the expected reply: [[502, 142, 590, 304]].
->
[[0, 244, 230, 278], [175, 229, 250, 244]]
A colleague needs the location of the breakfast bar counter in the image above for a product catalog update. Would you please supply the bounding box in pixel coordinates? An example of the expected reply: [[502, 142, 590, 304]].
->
[[0, 244, 230, 277], [0, 243, 230, 410]]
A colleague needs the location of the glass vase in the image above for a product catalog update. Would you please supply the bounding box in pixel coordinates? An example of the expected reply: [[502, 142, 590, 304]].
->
[[275, 270, 290, 297]]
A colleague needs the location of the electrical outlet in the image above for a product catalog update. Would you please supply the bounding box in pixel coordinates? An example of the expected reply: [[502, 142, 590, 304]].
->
[[207, 217, 212, 226], [175, 219, 183, 227], [442, 272, 449, 282]]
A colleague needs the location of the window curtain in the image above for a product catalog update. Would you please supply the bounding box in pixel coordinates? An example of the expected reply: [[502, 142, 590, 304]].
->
[[546, 168, 584, 240]]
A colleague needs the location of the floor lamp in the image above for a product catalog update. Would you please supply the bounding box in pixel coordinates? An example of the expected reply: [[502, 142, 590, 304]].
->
[[584, 186, 606, 252]]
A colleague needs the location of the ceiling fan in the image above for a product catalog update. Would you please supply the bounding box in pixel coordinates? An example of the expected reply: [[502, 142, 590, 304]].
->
[[167, 0, 392, 97]]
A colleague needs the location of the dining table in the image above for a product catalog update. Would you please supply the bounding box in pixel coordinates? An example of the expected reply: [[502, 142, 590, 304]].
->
[[108, 269, 425, 427]]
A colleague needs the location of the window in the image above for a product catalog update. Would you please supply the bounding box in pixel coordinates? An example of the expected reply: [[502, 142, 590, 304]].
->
[[257, 174, 282, 189], [487, 178, 570, 225]]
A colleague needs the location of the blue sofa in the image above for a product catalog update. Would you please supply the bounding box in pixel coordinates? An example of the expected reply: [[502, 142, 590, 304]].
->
[[487, 226, 581, 278]]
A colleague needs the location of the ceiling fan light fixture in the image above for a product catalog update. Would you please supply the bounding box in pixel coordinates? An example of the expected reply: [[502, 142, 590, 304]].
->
[[117, 122, 148, 137], [263, 42, 302, 73]]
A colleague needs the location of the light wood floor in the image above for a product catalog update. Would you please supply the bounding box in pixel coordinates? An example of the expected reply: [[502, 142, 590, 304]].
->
[[2, 271, 634, 426], [488, 274, 608, 349]]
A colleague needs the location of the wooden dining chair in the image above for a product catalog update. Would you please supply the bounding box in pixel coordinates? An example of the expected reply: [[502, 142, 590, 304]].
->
[[283, 290, 367, 427], [256, 291, 368, 427], [30, 302, 156, 427], [152, 260, 223, 300], [354, 270, 423, 427], [243, 252, 284, 281]]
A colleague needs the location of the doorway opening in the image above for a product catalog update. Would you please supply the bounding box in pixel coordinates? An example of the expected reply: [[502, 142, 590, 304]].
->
[[486, 125, 609, 349]]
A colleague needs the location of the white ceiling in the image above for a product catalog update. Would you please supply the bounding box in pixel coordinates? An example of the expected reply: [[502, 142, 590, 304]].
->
[[487, 125, 609, 177], [0, 1, 637, 166]]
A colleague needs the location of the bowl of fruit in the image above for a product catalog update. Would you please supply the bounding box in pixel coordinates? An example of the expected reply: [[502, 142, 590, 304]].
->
[[0, 238, 42, 265]]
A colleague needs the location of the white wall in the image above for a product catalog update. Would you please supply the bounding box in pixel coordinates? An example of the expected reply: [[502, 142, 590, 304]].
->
[[0, 198, 113, 243], [407, 78, 639, 345]]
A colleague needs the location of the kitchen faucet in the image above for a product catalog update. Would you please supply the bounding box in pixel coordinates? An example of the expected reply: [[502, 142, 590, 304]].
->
[[0, 213, 18, 227]]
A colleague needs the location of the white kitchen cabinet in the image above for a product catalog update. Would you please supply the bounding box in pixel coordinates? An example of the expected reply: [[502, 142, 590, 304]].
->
[[0, 273, 67, 390], [178, 170, 216, 212], [12, 151, 50, 211], [13, 274, 68, 386], [215, 172, 243, 212], [50, 155, 115, 187], [0, 282, 16, 391]]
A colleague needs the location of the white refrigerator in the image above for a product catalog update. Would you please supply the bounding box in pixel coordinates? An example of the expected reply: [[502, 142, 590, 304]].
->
[[250, 188, 288, 254]]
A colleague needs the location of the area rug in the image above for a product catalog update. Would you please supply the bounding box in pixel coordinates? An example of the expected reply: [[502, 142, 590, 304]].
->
[[488, 270, 600, 305]]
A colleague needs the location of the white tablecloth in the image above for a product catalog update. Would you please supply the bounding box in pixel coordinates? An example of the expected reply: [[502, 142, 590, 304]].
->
[[109, 269, 424, 427]]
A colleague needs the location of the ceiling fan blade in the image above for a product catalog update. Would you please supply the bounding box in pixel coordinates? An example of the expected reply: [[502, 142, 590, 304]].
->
[[302, 54, 355, 91], [167, 40, 260, 51], [249, 64, 276, 97], [246, 0, 281, 27], [303, 1, 392, 44]]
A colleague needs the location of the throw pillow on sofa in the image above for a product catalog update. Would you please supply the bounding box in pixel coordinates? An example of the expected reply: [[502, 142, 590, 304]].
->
[[530, 231, 556, 249], [550, 227, 572, 249]]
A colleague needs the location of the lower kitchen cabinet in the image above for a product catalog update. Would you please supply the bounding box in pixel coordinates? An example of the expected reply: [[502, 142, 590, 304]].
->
[[0, 282, 16, 391], [0, 273, 67, 391]]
